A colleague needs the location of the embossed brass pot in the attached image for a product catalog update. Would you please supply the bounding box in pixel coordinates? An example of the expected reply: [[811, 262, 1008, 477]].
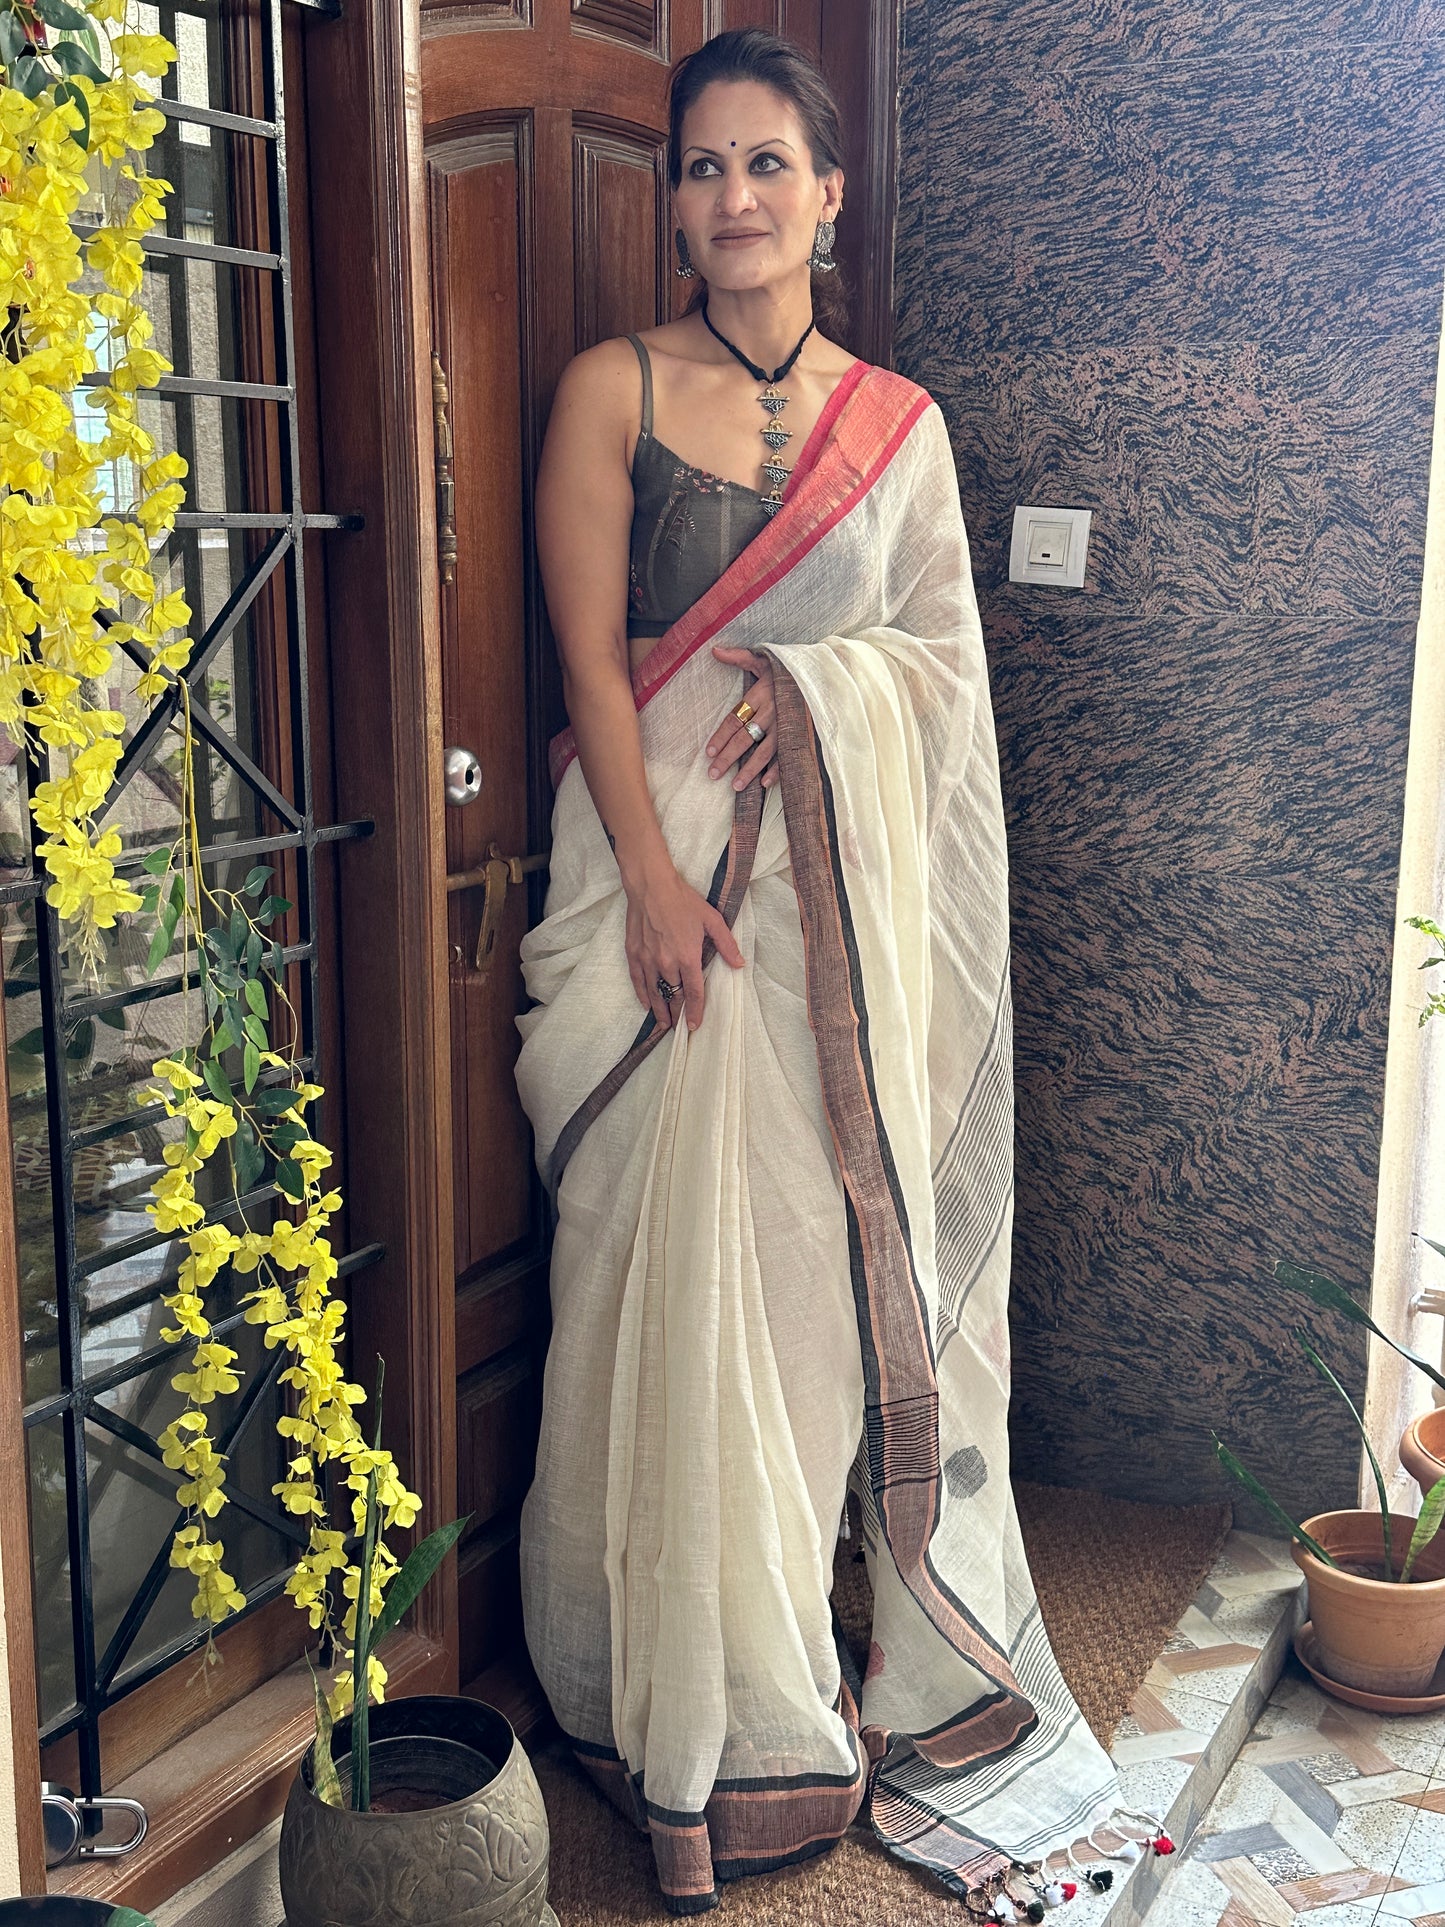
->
[[279, 1696, 556, 1927]]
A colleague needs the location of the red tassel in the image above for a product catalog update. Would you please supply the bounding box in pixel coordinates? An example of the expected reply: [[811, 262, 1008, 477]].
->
[[1061, 1881, 1077, 1900], [1154, 1834, 1174, 1856]]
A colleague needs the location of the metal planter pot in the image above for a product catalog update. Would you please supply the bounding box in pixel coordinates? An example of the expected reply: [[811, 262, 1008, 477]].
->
[[278, 1696, 556, 1927], [0, 1908, 153, 1926]]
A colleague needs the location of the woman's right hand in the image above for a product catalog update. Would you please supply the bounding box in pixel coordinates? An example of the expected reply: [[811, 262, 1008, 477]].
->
[[624, 855, 745, 1032]]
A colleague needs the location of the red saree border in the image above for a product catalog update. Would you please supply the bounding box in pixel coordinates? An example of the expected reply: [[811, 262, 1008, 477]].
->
[[546, 362, 932, 790]]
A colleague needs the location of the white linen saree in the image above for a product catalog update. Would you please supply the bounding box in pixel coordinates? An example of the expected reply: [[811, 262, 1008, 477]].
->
[[514, 366, 1120, 1914]]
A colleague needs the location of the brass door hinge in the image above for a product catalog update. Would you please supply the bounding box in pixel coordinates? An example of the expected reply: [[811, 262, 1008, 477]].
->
[[431, 350, 457, 586]]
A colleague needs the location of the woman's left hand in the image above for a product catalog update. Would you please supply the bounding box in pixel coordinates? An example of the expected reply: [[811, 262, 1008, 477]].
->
[[707, 645, 779, 791]]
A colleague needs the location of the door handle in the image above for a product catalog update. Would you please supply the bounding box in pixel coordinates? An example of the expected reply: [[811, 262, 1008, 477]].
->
[[447, 842, 548, 980], [444, 744, 482, 806]]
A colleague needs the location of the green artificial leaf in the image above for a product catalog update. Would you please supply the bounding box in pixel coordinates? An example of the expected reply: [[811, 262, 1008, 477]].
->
[[1275, 1260, 1445, 1397], [307, 1661, 344, 1809], [1402, 1476, 1445, 1584], [1213, 1437, 1340, 1567], [243, 1038, 260, 1094], [243, 1014, 267, 1051], [245, 928, 261, 978], [0, 13, 25, 63], [210, 1021, 236, 1057], [54, 79, 90, 149], [370, 1515, 471, 1649], [8, 1027, 44, 1056], [270, 1119, 306, 1154], [138, 884, 161, 916], [183, 1122, 201, 1157], [257, 894, 291, 925], [270, 939, 285, 976], [98, 1006, 126, 1031], [52, 38, 104, 81], [141, 847, 172, 877], [65, 1019, 93, 1061], [1296, 1331, 1394, 1578], [1406, 915, 1445, 945], [243, 865, 272, 897], [275, 1155, 305, 1201], [145, 923, 170, 976], [33, 0, 92, 27], [244, 977, 268, 1019], [12, 52, 47, 98], [233, 1116, 264, 1194], [254, 1087, 299, 1118], [230, 905, 248, 952], [202, 1057, 233, 1106]]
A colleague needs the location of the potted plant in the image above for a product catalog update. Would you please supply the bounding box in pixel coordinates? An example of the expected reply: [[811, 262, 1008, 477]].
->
[[1216, 1266, 1445, 1699], [278, 1367, 557, 1927]]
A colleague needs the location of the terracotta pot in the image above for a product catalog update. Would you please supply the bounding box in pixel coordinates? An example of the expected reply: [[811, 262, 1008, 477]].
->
[[1399, 1407, 1445, 1501], [1293, 1510, 1445, 1697], [279, 1696, 556, 1927]]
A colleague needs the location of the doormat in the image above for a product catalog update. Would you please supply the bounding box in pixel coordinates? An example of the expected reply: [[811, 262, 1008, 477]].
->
[[535, 1481, 1231, 1924]]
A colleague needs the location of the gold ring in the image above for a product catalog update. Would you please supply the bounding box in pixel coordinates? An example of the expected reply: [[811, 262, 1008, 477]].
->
[[733, 699, 756, 725]]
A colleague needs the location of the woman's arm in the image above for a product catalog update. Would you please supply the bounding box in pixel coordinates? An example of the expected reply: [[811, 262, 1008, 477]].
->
[[535, 341, 743, 1031]]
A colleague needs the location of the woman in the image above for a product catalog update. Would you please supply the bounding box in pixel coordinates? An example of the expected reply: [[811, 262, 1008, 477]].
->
[[515, 27, 1125, 1918]]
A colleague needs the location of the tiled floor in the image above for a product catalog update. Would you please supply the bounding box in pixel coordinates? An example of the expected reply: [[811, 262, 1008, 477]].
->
[[1148, 1667, 1445, 1927]]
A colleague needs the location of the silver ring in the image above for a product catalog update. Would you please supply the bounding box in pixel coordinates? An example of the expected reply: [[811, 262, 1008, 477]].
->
[[744, 719, 765, 744], [656, 976, 680, 1001]]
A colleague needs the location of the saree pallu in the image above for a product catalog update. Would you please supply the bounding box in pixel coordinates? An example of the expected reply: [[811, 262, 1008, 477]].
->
[[514, 368, 1120, 1914]]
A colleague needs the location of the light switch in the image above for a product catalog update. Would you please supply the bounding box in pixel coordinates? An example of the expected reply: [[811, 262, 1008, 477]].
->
[[1009, 505, 1092, 588], [1027, 520, 1071, 568]]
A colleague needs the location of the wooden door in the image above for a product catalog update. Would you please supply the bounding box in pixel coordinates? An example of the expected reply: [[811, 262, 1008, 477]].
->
[[417, 0, 895, 1705]]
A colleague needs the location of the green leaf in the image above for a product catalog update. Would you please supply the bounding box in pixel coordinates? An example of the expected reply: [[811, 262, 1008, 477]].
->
[[210, 1021, 236, 1057], [244, 978, 268, 1019], [275, 1156, 305, 1201], [243, 866, 272, 897], [12, 53, 47, 98], [245, 929, 262, 978], [144, 924, 170, 976], [64, 1019, 93, 1062], [8, 1027, 44, 1056], [141, 847, 172, 877], [52, 39, 104, 81], [370, 1515, 470, 1649], [254, 1087, 299, 1118], [0, 14, 25, 63], [202, 1058, 233, 1106], [183, 1122, 201, 1156], [243, 1038, 260, 1094], [54, 78, 89, 149], [243, 1014, 267, 1051], [98, 1006, 126, 1031], [258, 895, 292, 925], [1213, 1437, 1340, 1567], [138, 884, 161, 916], [270, 940, 285, 976], [1402, 1476, 1445, 1583], [1274, 1260, 1445, 1399], [1295, 1331, 1393, 1579], [308, 1662, 345, 1809], [234, 1117, 265, 1194], [33, 0, 92, 27], [230, 905, 248, 952], [271, 1119, 306, 1153]]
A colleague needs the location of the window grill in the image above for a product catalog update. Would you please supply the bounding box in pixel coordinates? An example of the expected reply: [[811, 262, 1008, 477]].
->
[[5, 0, 376, 1818]]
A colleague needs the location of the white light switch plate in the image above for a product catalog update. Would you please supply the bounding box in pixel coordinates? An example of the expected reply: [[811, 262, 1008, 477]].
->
[[1009, 504, 1092, 588]]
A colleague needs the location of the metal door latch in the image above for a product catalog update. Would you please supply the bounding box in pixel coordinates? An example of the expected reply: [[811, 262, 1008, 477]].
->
[[446, 842, 548, 980], [42, 1781, 148, 1867]]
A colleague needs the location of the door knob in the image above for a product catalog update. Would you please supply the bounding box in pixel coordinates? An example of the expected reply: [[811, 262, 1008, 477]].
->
[[444, 745, 482, 806], [446, 841, 549, 981]]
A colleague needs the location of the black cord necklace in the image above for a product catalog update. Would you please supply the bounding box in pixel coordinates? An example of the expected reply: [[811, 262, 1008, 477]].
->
[[701, 297, 816, 517]]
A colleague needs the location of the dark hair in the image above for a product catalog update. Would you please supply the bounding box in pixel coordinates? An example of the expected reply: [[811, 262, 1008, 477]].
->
[[667, 28, 848, 337]]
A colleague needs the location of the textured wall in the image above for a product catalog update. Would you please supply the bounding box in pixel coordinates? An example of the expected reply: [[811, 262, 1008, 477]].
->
[[894, 0, 1444, 1518]]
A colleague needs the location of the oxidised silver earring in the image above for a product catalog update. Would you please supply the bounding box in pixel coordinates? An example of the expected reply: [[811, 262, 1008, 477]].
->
[[810, 218, 837, 273], [674, 228, 696, 280]]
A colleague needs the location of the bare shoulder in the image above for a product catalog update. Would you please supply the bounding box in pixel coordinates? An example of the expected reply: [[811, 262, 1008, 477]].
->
[[550, 335, 645, 425]]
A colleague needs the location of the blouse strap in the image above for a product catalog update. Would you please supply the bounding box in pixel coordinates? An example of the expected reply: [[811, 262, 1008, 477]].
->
[[625, 332, 653, 439]]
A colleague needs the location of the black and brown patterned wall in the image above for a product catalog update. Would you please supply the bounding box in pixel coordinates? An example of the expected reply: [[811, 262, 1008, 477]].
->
[[892, 0, 1444, 1519]]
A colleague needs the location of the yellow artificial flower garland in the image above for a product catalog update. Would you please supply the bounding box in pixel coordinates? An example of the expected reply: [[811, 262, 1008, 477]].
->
[[2, 0, 409, 1713]]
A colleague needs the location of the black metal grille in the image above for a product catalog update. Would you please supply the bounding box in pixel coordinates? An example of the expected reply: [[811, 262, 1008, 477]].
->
[[6, 0, 373, 1806]]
